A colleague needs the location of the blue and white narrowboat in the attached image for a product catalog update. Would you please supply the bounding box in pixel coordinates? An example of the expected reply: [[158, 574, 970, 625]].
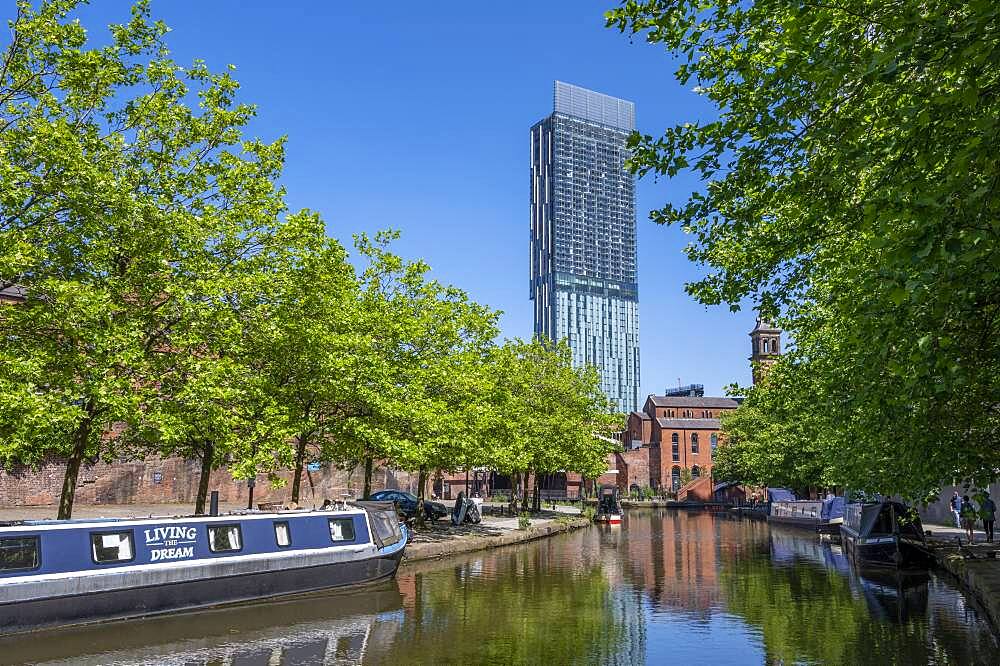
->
[[0, 501, 407, 634]]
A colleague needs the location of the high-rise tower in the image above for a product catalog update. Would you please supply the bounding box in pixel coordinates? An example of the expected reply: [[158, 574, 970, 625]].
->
[[529, 81, 640, 412]]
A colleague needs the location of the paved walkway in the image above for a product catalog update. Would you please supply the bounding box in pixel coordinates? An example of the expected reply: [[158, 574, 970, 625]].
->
[[925, 522, 991, 544]]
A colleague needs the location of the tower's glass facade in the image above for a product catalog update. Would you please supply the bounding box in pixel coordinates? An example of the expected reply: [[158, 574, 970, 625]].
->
[[530, 81, 640, 412]]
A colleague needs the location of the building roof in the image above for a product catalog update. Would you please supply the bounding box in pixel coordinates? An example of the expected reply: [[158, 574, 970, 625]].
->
[[647, 396, 740, 409], [750, 317, 780, 334], [0, 285, 26, 302], [656, 418, 722, 430], [630, 410, 651, 421]]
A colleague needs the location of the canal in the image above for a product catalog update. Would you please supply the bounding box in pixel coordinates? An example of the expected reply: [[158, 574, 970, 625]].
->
[[2, 510, 996, 665]]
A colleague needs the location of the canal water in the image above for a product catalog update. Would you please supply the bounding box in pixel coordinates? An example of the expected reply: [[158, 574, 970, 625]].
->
[[2, 510, 996, 665]]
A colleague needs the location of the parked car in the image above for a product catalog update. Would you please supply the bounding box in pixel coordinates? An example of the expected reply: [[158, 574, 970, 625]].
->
[[369, 490, 448, 521]]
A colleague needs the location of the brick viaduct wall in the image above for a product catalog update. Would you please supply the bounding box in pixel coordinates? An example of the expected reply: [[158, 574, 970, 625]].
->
[[0, 457, 418, 508]]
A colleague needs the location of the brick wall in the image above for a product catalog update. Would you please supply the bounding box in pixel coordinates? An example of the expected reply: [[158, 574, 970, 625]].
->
[[619, 448, 650, 489], [0, 457, 417, 508]]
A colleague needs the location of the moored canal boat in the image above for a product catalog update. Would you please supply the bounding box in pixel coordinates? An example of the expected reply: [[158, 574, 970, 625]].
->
[[840, 500, 928, 568], [594, 485, 623, 525], [0, 501, 407, 635]]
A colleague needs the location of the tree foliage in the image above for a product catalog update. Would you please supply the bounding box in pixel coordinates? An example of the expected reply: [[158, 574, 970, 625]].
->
[[0, 0, 621, 517], [608, 1, 1000, 497]]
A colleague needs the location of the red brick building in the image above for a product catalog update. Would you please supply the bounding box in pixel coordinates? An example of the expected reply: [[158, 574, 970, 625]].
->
[[620, 395, 740, 493]]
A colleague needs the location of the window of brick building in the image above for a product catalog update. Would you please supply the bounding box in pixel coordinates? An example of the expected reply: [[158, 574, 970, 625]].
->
[[671, 433, 679, 461], [691, 433, 699, 454]]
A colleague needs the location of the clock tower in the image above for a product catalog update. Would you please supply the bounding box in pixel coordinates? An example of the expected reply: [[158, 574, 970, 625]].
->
[[750, 318, 782, 384]]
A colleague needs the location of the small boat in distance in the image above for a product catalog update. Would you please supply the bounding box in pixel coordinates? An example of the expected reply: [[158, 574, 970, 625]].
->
[[840, 500, 928, 568], [0, 501, 407, 635], [594, 485, 623, 525]]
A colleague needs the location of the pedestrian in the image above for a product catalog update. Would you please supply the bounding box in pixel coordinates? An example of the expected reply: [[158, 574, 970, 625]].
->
[[980, 492, 996, 544], [960, 495, 977, 543], [950, 491, 962, 529]]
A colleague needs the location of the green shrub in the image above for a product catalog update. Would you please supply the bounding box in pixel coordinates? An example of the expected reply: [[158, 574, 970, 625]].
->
[[582, 505, 596, 521], [518, 512, 531, 530]]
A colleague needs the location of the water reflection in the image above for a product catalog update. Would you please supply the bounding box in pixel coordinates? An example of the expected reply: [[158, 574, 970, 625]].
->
[[369, 538, 641, 665], [721, 522, 996, 665], [0, 588, 404, 665], [0, 511, 995, 665]]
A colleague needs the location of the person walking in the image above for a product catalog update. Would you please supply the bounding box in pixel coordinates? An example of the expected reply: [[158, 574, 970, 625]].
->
[[960, 495, 977, 543], [980, 493, 996, 543], [950, 491, 962, 528]]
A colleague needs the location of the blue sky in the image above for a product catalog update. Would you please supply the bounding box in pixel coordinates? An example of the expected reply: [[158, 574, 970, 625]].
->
[[68, 0, 757, 397]]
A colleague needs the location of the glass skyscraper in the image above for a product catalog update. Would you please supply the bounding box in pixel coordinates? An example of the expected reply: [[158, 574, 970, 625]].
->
[[530, 81, 640, 412]]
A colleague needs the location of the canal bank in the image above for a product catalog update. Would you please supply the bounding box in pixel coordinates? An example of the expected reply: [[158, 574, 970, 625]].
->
[[925, 537, 1000, 634], [403, 511, 591, 564]]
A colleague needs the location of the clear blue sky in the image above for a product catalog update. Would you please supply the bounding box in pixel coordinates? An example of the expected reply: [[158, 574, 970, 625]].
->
[[66, 0, 757, 397]]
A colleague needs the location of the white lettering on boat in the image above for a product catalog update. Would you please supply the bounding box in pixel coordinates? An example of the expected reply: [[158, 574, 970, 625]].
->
[[144, 526, 198, 560], [150, 546, 194, 561]]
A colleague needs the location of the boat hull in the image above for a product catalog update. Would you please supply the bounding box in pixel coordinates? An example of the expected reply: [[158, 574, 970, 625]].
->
[[766, 514, 823, 529], [595, 515, 622, 525], [0, 546, 404, 635], [841, 530, 927, 569]]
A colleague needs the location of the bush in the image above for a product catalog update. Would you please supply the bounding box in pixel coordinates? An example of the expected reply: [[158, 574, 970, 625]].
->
[[582, 505, 596, 521], [518, 512, 531, 531]]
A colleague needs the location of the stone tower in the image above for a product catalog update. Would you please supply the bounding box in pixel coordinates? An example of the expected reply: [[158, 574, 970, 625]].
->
[[749, 318, 782, 384]]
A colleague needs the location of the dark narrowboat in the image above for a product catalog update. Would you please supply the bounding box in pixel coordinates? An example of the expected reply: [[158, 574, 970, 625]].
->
[[840, 500, 929, 568], [0, 501, 407, 635], [595, 485, 623, 525]]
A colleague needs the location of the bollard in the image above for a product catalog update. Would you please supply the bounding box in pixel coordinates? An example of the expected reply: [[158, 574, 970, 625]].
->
[[209, 491, 219, 516]]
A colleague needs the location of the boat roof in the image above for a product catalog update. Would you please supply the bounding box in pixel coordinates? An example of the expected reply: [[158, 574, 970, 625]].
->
[[0, 508, 367, 533]]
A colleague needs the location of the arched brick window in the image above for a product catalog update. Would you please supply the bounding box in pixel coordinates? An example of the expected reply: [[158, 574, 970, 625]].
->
[[711, 433, 718, 451], [691, 433, 699, 454], [692, 465, 701, 478], [671, 433, 679, 461], [671, 466, 681, 491]]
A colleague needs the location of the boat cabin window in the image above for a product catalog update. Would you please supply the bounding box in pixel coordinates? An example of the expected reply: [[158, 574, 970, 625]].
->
[[208, 524, 242, 553], [368, 510, 403, 548], [274, 521, 291, 547], [0, 536, 39, 572], [91, 531, 134, 564], [328, 518, 356, 542]]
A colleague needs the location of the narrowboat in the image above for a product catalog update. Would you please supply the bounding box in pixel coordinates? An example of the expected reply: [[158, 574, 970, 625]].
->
[[840, 500, 929, 568], [594, 485, 623, 525], [0, 501, 407, 635], [817, 495, 846, 534], [766, 489, 845, 533]]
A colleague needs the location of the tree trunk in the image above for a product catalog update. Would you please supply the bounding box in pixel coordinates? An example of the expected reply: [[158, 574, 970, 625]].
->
[[363, 454, 374, 500], [521, 471, 530, 512], [194, 441, 215, 515], [533, 474, 541, 512], [58, 407, 94, 520], [291, 433, 309, 504], [415, 467, 428, 528]]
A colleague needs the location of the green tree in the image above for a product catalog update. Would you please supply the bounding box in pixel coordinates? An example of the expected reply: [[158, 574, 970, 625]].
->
[[607, 1, 1000, 497], [482, 339, 618, 511], [239, 213, 359, 506], [0, 0, 289, 517]]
